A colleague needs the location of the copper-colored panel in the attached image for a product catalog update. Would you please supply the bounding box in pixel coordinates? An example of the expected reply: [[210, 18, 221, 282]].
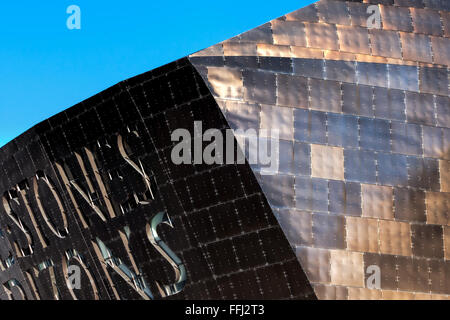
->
[[374, 88, 406, 121], [272, 20, 307, 47], [357, 62, 388, 87], [290, 46, 323, 59], [259, 57, 293, 73], [386, 57, 415, 65], [391, 121, 422, 155], [239, 23, 273, 44], [198, 44, 224, 58], [327, 113, 359, 148], [356, 54, 388, 63], [288, 105, 315, 135], [328, 180, 361, 215], [278, 139, 295, 174], [361, 184, 393, 219], [380, 5, 413, 32], [342, 83, 374, 117], [400, 32, 433, 63], [445, 227, 450, 260], [377, 153, 409, 187], [305, 22, 339, 51], [431, 36, 450, 66], [277, 210, 313, 246], [316, 0, 351, 25], [325, 60, 356, 83], [223, 42, 257, 56], [309, 78, 341, 113], [440, 126, 450, 156], [369, 29, 402, 59], [359, 117, 391, 152], [324, 50, 355, 61], [313, 284, 348, 300], [415, 293, 434, 300], [431, 294, 450, 300], [277, 74, 309, 108], [243, 70, 276, 105], [442, 11, 450, 37], [285, 4, 319, 23], [429, 259, 450, 294], [337, 25, 370, 55], [295, 177, 329, 212], [225, 55, 258, 69], [207, 67, 243, 99], [389, 64, 419, 91], [394, 188, 426, 222], [405, 92, 436, 126], [423, 126, 445, 159], [423, 0, 450, 12], [260, 104, 293, 140], [293, 58, 324, 78], [294, 142, 311, 176], [348, 287, 382, 300], [257, 43, 291, 57], [311, 144, 344, 180], [419, 66, 449, 96], [426, 191, 450, 225], [440, 160, 450, 192], [411, 224, 444, 259], [379, 220, 412, 256], [396, 255, 429, 292], [344, 150, 378, 184], [435, 96, 450, 128], [259, 175, 295, 208], [296, 246, 331, 283], [312, 214, 346, 249], [394, 0, 425, 8], [191, 43, 223, 57], [330, 250, 364, 287], [346, 217, 379, 253], [382, 290, 415, 300], [348, 2, 372, 27], [225, 101, 260, 131], [407, 157, 440, 191], [411, 8, 443, 36]]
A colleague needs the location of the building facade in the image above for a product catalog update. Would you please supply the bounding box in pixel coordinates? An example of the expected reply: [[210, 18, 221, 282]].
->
[[0, 0, 449, 299]]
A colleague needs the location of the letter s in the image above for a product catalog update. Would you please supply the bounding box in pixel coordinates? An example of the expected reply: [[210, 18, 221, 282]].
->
[[146, 212, 186, 297], [66, 5, 81, 30]]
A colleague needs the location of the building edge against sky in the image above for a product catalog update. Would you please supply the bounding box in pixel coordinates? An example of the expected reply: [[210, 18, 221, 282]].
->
[[0, 0, 449, 299]]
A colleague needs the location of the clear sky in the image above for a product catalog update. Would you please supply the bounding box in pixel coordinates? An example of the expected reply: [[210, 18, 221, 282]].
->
[[0, 1, 314, 147]]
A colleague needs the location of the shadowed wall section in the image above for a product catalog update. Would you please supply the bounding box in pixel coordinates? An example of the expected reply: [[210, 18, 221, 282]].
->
[[189, 0, 450, 299]]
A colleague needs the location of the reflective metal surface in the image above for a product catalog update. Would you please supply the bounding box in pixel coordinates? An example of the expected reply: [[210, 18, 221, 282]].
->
[[190, 0, 450, 299]]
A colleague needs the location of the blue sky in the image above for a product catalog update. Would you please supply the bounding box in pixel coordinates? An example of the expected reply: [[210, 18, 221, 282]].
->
[[0, 1, 314, 147]]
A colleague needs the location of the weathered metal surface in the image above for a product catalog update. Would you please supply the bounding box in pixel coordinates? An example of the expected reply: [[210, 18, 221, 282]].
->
[[190, 0, 450, 300]]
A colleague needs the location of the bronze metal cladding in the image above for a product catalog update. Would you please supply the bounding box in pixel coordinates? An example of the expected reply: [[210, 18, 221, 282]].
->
[[189, 0, 450, 300]]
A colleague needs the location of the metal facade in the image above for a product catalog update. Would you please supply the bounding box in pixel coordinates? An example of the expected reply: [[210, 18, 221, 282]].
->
[[190, 0, 450, 300]]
